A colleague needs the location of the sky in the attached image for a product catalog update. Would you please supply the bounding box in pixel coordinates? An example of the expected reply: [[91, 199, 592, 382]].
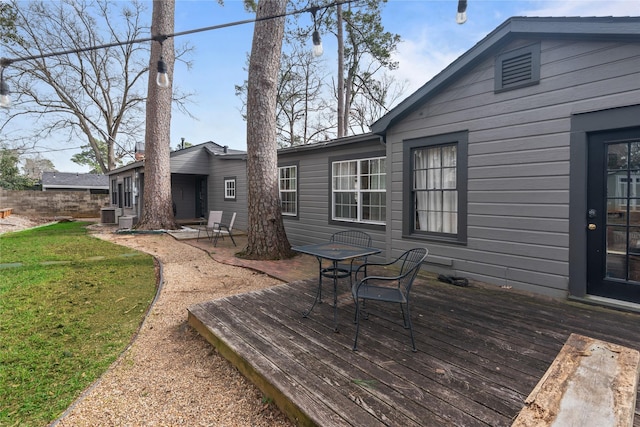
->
[[4, 0, 639, 173]]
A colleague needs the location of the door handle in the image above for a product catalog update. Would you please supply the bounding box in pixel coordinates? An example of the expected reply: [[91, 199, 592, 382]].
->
[[588, 224, 597, 230]]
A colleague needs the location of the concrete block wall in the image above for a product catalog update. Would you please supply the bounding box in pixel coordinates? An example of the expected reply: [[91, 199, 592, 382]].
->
[[0, 189, 110, 218]]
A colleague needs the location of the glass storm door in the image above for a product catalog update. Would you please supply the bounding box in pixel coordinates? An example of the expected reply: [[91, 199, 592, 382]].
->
[[587, 127, 640, 304]]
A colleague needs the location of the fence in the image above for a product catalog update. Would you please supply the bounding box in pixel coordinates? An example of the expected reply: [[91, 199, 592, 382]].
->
[[0, 189, 110, 218]]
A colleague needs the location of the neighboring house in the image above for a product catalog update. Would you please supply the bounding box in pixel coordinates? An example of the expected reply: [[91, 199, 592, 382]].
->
[[41, 171, 109, 193], [112, 16, 640, 310], [107, 141, 247, 228]]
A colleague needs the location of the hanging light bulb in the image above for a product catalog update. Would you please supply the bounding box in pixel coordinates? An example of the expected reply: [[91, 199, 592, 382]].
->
[[0, 79, 10, 108], [156, 57, 170, 88], [0, 68, 9, 108], [310, 7, 323, 57], [312, 29, 323, 57], [456, 0, 468, 24]]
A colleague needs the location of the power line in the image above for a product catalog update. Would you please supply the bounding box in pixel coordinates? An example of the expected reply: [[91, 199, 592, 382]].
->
[[0, 0, 355, 68]]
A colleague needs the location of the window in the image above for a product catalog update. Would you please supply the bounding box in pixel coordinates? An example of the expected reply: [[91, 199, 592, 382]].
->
[[495, 43, 540, 92], [332, 157, 386, 224], [111, 179, 118, 205], [224, 177, 236, 201], [414, 145, 458, 233], [123, 176, 132, 208], [404, 132, 467, 243], [279, 165, 297, 216]]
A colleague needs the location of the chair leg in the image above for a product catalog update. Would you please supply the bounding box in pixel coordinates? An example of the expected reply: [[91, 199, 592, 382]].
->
[[353, 299, 361, 351], [400, 303, 409, 328], [404, 302, 417, 352]]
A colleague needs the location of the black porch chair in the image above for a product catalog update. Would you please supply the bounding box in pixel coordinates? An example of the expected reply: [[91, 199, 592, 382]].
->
[[320, 230, 373, 287], [351, 247, 428, 352]]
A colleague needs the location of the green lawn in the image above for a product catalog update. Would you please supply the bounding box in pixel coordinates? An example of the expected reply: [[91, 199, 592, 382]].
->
[[0, 221, 157, 426]]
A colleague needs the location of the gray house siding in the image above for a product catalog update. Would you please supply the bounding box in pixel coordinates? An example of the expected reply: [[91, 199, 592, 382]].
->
[[279, 137, 387, 259], [167, 147, 210, 220], [384, 36, 640, 299], [171, 147, 211, 174], [207, 156, 248, 232], [171, 174, 199, 219]]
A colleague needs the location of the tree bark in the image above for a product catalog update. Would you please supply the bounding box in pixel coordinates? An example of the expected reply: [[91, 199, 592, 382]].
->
[[241, 0, 293, 260], [136, 0, 178, 230], [336, 3, 345, 138]]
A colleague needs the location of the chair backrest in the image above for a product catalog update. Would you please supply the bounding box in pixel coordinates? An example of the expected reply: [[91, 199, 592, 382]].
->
[[207, 211, 223, 228], [330, 230, 372, 248], [397, 248, 428, 294], [227, 212, 236, 231]]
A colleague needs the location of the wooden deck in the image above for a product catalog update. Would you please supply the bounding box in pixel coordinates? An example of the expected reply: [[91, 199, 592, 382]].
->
[[188, 275, 640, 426]]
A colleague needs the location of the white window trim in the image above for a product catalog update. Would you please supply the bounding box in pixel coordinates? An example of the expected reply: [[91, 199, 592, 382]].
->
[[279, 165, 297, 217], [224, 178, 236, 201], [331, 156, 386, 225]]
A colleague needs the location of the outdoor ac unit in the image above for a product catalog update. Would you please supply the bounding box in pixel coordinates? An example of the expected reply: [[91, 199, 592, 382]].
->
[[100, 207, 124, 224], [100, 207, 117, 224]]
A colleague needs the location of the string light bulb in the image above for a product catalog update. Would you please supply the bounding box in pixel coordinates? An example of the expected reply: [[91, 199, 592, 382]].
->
[[0, 79, 10, 108], [312, 30, 323, 57], [0, 67, 10, 108], [456, 0, 468, 24], [156, 56, 169, 88], [311, 7, 323, 57]]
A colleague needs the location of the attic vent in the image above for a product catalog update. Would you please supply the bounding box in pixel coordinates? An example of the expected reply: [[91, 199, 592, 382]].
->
[[502, 53, 532, 86], [495, 43, 540, 92]]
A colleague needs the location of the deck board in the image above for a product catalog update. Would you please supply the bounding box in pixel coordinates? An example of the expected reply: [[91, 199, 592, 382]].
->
[[188, 276, 640, 427]]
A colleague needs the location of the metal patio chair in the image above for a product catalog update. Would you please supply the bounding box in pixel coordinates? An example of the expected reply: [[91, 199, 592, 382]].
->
[[213, 212, 236, 247], [197, 210, 223, 242], [351, 247, 428, 352]]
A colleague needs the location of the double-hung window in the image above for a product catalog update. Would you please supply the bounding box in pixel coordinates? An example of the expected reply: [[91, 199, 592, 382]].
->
[[111, 179, 118, 205], [224, 177, 236, 201], [404, 132, 467, 243], [414, 145, 457, 233], [123, 176, 132, 208], [332, 156, 386, 224], [279, 165, 297, 216]]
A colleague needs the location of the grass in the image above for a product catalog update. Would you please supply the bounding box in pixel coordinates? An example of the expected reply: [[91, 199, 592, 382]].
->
[[0, 221, 157, 427]]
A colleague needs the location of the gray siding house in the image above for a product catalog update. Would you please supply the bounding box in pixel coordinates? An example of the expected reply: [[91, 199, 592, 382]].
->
[[365, 16, 640, 308], [107, 142, 248, 230], [278, 133, 388, 252], [110, 16, 640, 309]]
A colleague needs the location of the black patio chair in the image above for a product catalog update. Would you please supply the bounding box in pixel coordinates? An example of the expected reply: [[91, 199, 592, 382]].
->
[[321, 230, 373, 287], [351, 247, 428, 352]]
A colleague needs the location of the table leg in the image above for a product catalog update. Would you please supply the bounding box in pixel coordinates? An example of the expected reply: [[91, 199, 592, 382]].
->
[[302, 257, 340, 333], [331, 260, 339, 332], [302, 256, 324, 318]]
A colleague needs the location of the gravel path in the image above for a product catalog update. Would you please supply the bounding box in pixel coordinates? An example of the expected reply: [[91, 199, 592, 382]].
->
[[39, 228, 296, 426]]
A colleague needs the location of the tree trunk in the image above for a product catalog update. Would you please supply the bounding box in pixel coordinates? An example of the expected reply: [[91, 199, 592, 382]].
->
[[241, 0, 293, 260], [136, 0, 178, 230], [336, 3, 345, 138]]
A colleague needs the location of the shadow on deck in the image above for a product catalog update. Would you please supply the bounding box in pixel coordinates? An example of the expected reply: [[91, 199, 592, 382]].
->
[[187, 266, 640, 426]]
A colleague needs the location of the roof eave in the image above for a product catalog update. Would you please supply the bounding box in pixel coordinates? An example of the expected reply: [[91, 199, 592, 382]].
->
[[371, 16, 640, 135]]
